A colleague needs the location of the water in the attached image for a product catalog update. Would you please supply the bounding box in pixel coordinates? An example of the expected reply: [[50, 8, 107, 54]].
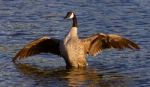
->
[[0, 0, 150, 87]]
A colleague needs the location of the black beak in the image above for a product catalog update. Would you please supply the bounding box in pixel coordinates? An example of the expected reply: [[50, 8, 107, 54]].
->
[[64, 15, 69, 19], [64, 16, 67, 19]]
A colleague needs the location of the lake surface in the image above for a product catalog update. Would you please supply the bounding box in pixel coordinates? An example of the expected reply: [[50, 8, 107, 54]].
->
[[0, 0, 150, 87]]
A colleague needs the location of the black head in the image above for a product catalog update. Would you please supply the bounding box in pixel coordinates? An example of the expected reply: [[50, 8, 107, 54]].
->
[[64, 11, 75, 19]]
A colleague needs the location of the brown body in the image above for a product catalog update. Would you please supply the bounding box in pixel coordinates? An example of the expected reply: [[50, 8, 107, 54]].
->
[[62, 27, 87, 67]]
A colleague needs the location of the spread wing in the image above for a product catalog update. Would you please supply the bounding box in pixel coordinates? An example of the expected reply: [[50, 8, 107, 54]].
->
[[13, 36, 61, 63], [81, 33, 140, 56]]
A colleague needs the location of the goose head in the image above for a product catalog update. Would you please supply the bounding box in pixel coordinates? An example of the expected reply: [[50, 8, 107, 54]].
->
[[64, 11, 78, 27], [64, 11, 75, 19]]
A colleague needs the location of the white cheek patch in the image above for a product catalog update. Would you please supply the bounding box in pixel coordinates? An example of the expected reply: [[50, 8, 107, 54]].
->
[[69, 13, 74, 19]]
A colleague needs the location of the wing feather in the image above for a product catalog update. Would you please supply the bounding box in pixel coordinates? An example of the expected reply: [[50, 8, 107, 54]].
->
[[13, 36, 61, 63], [81, 33, 140, 56]]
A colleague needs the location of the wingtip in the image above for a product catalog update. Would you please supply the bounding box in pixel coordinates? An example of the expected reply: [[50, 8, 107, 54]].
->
[[131, 43, 140, 50], [134, 45, 140, 50], [12, 55, 20, 64], [12, 57, 17, 63], [125, 38, 140, 51]]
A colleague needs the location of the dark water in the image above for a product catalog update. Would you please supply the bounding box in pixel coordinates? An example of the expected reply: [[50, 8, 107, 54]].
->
[[0, 0, 150, 87]]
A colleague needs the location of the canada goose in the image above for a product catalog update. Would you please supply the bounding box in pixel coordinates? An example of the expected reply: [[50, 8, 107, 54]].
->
[[13, 11, 140, 68]]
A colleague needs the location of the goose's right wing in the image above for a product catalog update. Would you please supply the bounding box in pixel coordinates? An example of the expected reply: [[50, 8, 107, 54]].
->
[[13, 36, 61, 63], [81, 33, 140, 56]]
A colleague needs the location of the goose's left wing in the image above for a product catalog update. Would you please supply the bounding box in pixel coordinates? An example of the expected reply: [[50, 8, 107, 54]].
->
[[81, 33, 140, 56], [13, 36, 61, 63]]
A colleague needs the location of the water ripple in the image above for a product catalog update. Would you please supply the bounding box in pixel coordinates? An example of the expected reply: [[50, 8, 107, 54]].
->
[[0, 0, 149, 87]]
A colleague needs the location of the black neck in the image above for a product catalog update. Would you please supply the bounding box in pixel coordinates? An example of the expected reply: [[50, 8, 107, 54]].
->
[[72, 14, 78, 27]]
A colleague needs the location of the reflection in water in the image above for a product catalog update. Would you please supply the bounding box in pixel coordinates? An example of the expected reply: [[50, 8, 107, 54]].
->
[[65, 68, 101, 87], [15, 63, 131, 87]]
